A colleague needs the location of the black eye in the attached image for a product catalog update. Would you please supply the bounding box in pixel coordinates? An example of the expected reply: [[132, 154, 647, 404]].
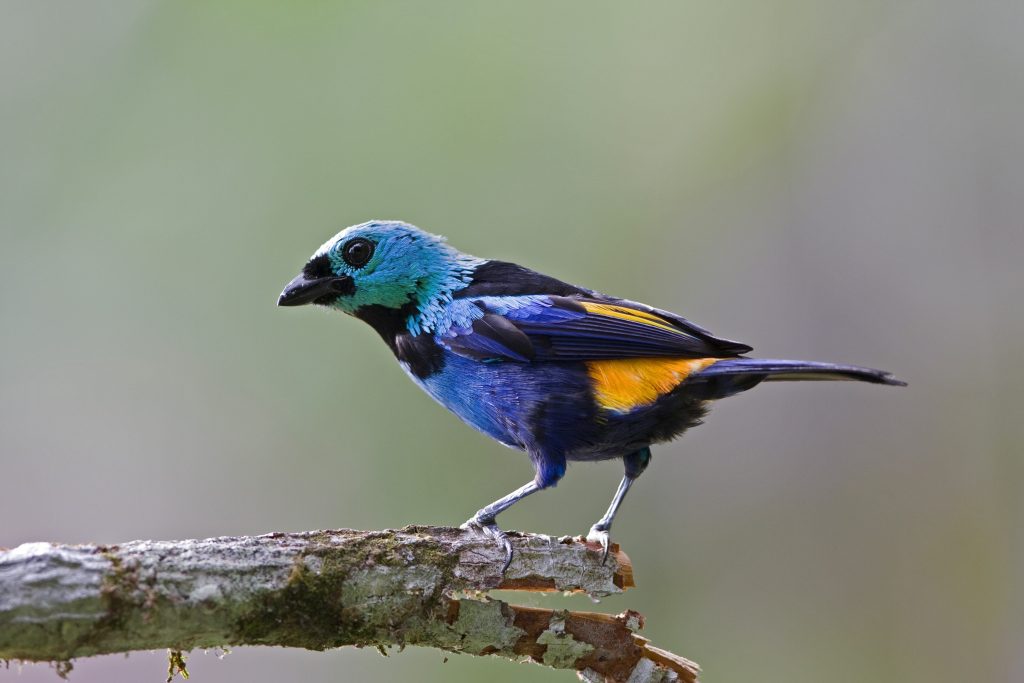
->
[[342, 238, 375, 268]]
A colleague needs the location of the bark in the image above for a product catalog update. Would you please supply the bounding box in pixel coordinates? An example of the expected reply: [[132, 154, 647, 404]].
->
[[0, 526, 698, 682]]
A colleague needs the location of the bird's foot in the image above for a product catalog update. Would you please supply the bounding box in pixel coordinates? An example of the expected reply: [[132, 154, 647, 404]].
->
[[586, 524, 612, 565], [461, 515, 514, 574]]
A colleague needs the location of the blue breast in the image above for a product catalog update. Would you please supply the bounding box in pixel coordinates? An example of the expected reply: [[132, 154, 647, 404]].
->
[[401, 350, 595, 453]]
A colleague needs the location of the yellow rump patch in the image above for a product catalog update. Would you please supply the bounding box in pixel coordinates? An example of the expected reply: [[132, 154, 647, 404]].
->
[[586, 357, 718, 413], [579, 301, 679, 333]]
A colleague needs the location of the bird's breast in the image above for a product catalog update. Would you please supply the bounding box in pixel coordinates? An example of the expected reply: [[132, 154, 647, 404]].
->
[[397, 351, 599, 451]]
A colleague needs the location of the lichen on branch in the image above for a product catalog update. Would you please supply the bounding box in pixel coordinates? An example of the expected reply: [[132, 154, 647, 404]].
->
[[0, 526, 697, 683]]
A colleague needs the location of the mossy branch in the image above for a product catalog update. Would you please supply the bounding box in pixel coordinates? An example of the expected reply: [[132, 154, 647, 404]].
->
[[0, 526, 698, 682]]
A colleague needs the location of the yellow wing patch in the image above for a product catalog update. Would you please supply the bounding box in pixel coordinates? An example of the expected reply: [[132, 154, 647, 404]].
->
[[579, 301, 680, 333], [586, 357, 718, 413]]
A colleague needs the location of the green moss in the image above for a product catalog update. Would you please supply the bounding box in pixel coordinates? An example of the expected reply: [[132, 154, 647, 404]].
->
[[59, 547, 147, 658], [166, 649, 189, 682], [46, 547, 167, 662], [53, 660, 74, 680], [233, 532, 462, 651], [97, 549, 141, 631], [234, 552, 347, 649]]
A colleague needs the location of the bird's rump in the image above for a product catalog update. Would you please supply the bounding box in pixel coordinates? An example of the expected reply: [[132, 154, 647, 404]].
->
[[584, 357, 720, 413]]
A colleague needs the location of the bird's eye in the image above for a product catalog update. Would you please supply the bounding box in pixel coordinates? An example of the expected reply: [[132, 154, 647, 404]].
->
[[342, 238, 375, 268]]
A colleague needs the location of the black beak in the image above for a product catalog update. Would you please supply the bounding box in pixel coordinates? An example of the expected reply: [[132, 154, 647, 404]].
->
[[277, 273, 355, 307]]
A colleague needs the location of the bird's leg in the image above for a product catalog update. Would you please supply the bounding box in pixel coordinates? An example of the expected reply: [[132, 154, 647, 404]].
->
[[463, 451, 565, 573], [587, 447, 651, 564], [586, 476, 635, 564], [462, 480, 540, 574]]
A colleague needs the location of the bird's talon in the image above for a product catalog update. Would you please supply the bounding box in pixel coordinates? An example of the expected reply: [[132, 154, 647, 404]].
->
[[586, 525, 611, 565], [462, 516, 514, 574]]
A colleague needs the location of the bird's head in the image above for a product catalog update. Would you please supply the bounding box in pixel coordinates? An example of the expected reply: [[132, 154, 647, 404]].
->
[[278, 220, 483, 334]]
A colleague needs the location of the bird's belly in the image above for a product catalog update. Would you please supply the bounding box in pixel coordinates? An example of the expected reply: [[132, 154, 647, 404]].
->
[[397, 351, 711, 458]]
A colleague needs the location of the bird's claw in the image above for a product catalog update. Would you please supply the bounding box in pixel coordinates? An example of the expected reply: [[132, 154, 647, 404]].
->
[[462, 516, 514, 574], [586, 524, 611, 565]]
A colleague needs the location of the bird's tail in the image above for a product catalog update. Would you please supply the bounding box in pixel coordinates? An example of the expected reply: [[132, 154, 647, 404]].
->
[[687, 358, 905, 399]]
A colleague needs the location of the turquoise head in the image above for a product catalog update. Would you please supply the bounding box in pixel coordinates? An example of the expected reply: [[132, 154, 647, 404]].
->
[[278, 221, 484, 334]]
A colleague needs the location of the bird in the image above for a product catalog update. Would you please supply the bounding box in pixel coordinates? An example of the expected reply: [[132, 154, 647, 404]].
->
[[278, 220, 904, 571]]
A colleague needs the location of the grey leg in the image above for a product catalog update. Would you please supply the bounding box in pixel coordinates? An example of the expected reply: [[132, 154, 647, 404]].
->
[[586, 447, 651, 563], [462, 480, 541, 573]]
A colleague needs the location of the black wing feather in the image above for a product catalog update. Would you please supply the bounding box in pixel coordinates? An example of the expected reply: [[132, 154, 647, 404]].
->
[[442, 260, 753, 362]]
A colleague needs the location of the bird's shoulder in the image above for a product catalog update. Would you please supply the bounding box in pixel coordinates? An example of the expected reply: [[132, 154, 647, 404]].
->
[[453, 260, 594, 299]]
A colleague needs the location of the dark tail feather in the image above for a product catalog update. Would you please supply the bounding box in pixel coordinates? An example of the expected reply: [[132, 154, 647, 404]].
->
[[698, 358, 906, 385], [688, 358, 905, 399]]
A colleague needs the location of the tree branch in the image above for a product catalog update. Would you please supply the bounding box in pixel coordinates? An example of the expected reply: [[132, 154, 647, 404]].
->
[[0, 526, 699, 682]]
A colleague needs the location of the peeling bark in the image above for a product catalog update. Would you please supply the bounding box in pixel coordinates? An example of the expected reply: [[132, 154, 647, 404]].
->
[[0, 526, 698, 682]]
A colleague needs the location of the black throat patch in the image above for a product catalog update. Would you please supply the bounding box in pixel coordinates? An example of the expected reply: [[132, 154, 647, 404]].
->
[[354, 301, 445, 379]]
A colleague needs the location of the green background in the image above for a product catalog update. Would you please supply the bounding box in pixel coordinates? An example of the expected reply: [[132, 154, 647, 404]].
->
[[2, 2, 1021, 682]]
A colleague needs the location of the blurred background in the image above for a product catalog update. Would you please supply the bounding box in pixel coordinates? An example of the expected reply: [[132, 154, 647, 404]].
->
[[2, 1, 1021, 682]]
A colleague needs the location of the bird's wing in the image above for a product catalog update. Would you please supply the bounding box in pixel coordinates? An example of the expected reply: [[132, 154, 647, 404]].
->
[[437, 294, 751, 363]]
